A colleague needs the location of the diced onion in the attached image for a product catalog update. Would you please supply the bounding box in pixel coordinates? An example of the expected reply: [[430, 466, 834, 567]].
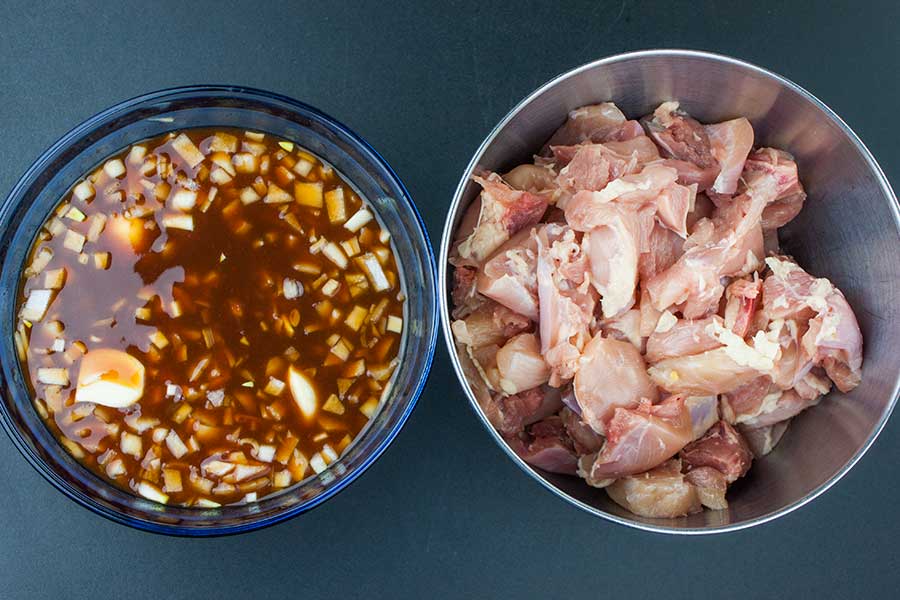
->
[[288, 366, 317, 419], [37, 367, 69, 386], [344, 208, 373, 232], [309, 452, 327, 474], [162, 214, 194, 231], [104, 159, 126, 179], [322, 242, 348, 269], [137, 480, 169, 504], [171, 133, 205, 168], [73, 180, 95, 202], [21, 289, 53, 321], [63, 229, 86, 252], [170, 188, 198, 211]]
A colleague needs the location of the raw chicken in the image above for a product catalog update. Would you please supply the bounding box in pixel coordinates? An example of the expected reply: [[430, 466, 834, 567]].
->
[[489, 386, 564, 436], [535, 225, 596, 385], [542, 103, 644, 152], [739, 420, 791, 457], [642, 102, 718, 172], [560, 406, 604, 455], [448, 100, 866, 520], [705, 117, 754, 195], [681, 420, 753, 483], [573, 334, 658, 435], [648, 347, 766, 395], [455, 172, 548, 265], [644, 315, 723, 363], [585, 395, 692, 480], [762, 257, 863, 391], [496, 333, 551, 394], [685, 395, 720, 441], [743, 148, 806, 230], [451, 300, 530, 349], [503, 164, 557, 192], [476, 228, 539, 320], [507, 416, 578, 475], [583, 206, 641, 318], [723, 276, 762, 337], [599, 309, 642, 351], [606, 458, 702, 518]]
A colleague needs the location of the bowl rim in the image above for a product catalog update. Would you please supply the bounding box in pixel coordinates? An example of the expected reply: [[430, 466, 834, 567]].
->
[[0, 84, 439, 536], [438, 48, 900, 535]]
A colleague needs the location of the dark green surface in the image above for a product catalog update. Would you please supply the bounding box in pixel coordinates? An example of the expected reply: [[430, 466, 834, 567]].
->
[[1, 1, 897, 598]]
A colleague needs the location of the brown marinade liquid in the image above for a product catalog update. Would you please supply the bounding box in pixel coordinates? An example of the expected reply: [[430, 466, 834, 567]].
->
[[16, 128, 405, 506]]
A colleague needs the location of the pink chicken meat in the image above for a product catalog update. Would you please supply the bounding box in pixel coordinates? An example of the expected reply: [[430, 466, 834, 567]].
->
[[450, 100, 864, 519]]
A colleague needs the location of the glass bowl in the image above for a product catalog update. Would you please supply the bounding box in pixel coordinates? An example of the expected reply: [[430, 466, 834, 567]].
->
[[0, 85, 438, 536]]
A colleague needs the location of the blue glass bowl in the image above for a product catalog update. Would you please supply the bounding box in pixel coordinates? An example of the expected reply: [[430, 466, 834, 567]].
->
[[0, 86, 438, 536]]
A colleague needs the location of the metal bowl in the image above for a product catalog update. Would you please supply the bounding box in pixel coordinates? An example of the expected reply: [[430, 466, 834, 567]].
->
[[438, 50, 899, 533]]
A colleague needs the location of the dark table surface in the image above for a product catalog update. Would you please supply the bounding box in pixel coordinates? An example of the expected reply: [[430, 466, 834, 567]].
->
[[1, 1, 898, 598]]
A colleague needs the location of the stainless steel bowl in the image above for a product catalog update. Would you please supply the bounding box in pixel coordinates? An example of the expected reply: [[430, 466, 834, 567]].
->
[[438, 49, 900, 534]]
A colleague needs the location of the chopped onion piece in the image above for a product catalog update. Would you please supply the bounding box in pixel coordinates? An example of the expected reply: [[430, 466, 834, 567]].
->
[[264, 182, 293, 204], [63, 229, 86, 253], [162, 214, 194, 231], [322, 394, 344, 415], [27, 247, 54, 276], [150, 330, 169, 349], [310, 452, 327, 474], [283, 278, 303, 299], [43, 268, 66, 290], [165, 430, 189, 459], [288, 366, 317, 419], [325, 187, 347, 224], [171, 188, 198, 211], [273, 470, 291, 487], [86, 213, 107, 242], [209, 132, 238, 153], [294, 181, 323, 208], [245, 131, 265, 142], [21, 289, 53, 321], [255, 444, 276, 463], [240, 186, 261, 205], [171, 133, 205, 168], [93, 252, 110, 270], [233, 152, 258, 174], [194, 498, 221, 508], [292, 159, 314, 177], [163, 468, 183, 493], [209, 166, 233, 185], [127, 145, 147, 165], [37, 367, 69, 386], [152, 427, 169, 444], [344, 208, 373, 232], [321, 443, 338, 463], [356, 253, 390, 291], [360, 397, 379, 418], [264, 376, 285, 396], [51, 338, 65, 353], [73, 180, 95, 202], [120, 431, 143, 458], [103, 158, 126, 179], [65, 206, 87, 222], [386, 315, 403, 334], [137, 480, 169, 504], [322, 242, 348, 269], [321, 279, 340, 297]]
